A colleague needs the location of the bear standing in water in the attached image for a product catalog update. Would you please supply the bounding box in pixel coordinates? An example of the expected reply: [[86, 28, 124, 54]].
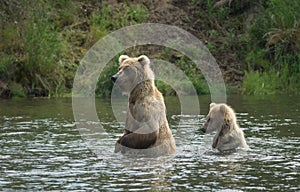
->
[[112, 55, 176, 156], [201, 103, 249, 152]]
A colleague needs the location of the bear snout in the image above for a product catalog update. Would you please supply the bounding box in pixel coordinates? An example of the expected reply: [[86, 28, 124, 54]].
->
[[111, 74, 118, 82]]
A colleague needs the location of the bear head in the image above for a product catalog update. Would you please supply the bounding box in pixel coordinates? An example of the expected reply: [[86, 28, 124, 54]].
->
[[201, 103, 235, 134], [111, 55, 154, 94]]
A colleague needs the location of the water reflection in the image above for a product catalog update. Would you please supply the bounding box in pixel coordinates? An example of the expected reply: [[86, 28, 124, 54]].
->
[[0, 95, 299, 191]]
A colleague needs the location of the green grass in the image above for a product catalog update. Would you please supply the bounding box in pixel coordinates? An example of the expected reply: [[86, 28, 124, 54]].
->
[[0, 56, 14, 75], [242, 69, 278, 95], [23, 18, 65, 96], [1, 0, 300, 97], [0, 1, 149, 98], [86, 3, 148, 48], [9, 83, 26, 97], [244, 0, 300, 95]]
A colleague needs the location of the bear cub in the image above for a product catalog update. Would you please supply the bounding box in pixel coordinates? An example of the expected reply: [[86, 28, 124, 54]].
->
[[201, 103, 249, 152]]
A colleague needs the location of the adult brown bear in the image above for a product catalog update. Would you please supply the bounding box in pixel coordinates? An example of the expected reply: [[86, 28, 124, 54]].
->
[[112, 55, 176, 156]]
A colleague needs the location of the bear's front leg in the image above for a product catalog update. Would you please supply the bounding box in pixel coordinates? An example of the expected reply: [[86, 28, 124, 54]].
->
[[116, 131, 158, 153], [114, 130, 132, 153]]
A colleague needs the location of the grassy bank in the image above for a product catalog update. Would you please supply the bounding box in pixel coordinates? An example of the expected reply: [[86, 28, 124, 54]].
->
[[0, 0, 299, 98], [0, 0, 149, 97], [242, 0, 300, 95]]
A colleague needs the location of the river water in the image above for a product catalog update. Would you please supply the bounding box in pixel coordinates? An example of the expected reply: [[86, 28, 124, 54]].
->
[[0, 95, 299, 191]]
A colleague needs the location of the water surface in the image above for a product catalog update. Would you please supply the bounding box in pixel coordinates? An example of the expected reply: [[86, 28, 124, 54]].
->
[[0, 95, 299, 191]]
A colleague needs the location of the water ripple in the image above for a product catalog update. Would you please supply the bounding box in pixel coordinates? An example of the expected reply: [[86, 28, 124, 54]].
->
[[0, 107, 299, 191]]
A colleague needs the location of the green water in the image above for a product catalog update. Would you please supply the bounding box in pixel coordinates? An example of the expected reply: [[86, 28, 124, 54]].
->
[[0, 95, 299, 191]]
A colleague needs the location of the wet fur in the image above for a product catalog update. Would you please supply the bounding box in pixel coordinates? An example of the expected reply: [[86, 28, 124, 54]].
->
[[202, 103, 249, 152], [113, 55, 176, 156]]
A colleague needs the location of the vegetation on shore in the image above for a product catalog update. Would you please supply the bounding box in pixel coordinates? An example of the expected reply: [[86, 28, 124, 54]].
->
[[0, 0, 299, 98], [244, 0, 300, 95]]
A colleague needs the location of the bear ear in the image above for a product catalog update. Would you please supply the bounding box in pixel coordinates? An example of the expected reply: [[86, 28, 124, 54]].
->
[[119, 55, 129, 64], [210, 103, 216, 109], [219, 104, 227, 115], [137, 55, 150, 66]]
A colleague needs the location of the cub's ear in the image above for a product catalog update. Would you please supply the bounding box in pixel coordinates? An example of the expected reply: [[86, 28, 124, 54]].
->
[[137, 55, 150, 66], [210, 103, 216, 109], [119, 55, 129, 64]]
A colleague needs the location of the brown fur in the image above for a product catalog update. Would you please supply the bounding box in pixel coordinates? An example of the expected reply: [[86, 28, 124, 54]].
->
[[201, 103, 249, 152], [112, 55, 176, 156]]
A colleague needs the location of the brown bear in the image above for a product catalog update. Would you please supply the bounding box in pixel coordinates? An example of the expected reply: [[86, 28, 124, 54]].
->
[[111, 55, 176, 156], [201, 103, 249, 152]]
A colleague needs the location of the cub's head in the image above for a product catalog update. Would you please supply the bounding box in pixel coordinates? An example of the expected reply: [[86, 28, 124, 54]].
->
[[111, 55, 154, 93], [201, 103, 234, 134]]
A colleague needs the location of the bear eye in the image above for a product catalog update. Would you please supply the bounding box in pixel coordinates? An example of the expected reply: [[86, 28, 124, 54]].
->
[[119, 66, 128, 72], [123, 66, 130, 73]]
